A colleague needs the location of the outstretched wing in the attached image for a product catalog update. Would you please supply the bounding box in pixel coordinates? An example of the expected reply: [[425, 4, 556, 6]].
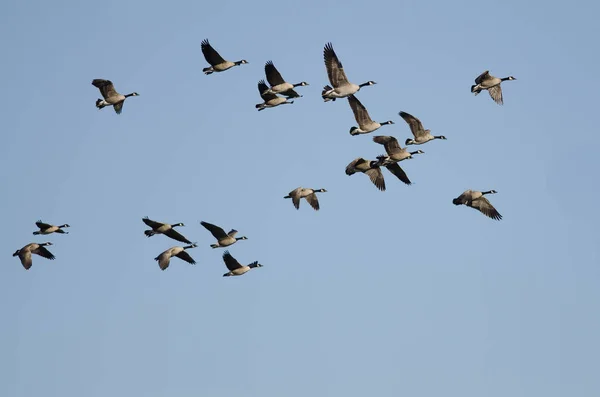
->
[[222, 250, 243, 271], [399, 111, 426, 138], [348, 95, 373, 125], [385, 163, 412, 185], [201, 39, 227, 66], [164, 228, 192, 244], [373, 135, 402, 156], [142, 217, 164, 229], [324, 42, 350, 87], [175, 250, 196, 265], [35, 220, 52, 229], [469, 197, 502, 220], [488, 85, 504, 105], [280, 88, 301, 98], [34, 246, 56, 260], [265, 60, 286, 86], [474, 70, 490, 84], [19, 251, 33, 270], [258, 80, 278, 101], [200, 221, 228, 239], [364, 168, 386, 191], [113, 102, 124, 114], [92, 79, 119, 99], [305, 194, 320, 211]]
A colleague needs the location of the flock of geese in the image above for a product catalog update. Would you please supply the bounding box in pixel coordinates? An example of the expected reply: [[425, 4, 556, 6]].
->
[[12, 40, 516, 271]]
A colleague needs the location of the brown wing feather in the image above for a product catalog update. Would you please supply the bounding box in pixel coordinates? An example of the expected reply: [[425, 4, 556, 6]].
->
[[258, 80, 278, 101], [223, 251, 242, 271], [364, 168, 386, 191], [324, 43, 349, 87], [142, 217, 164, 229], [385, 163, 412, 185], [163, 228, 192, 244], [92, 79, 119, 99], [35, 221, 52, 229], [175, 251, 196, 265], [305, 194, 320, 211], [399, 111, 426, 138], [200, 221, 228, 239], [488, 85, 504, 105], [469, 197, 502, 220], [474, 70, 490, 84], [373, 136, 402, 155], [265, 61, 286, 86], [348, 95, 373, 125], [201, 39, 227, 65]]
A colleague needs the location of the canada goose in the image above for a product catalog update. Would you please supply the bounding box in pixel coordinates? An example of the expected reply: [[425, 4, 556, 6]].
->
[[154, 244, 197, 271], [33, 220, 70, 235], [91, 79, 139, 114], [373, 135, 425, 163], [345, 157, 386, 191], [12, 242, 55, 270], [347, 95, 394, 136], [453, 190, 502, 220], [262, 60, 308, 98], [256, 80, 293, 111], [200, 221, 248, 248], [142, 217, 192, 244], [201, 39, 248, 75], [284, 187, 327, 210], [222, 250, 262, 277], [322, 42, 376, 102], [400, 111, 447, 145], [471, 71, 516, 105]]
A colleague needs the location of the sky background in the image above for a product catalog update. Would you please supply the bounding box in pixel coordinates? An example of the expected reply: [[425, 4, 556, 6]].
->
[[1, 0, 599, 396]]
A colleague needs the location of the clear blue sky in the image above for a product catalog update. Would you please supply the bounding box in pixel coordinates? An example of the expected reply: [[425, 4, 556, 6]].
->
[[1, 0, 599, 396]]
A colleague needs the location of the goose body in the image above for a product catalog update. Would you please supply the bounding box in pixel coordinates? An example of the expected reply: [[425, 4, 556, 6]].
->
[[92, 79, 139, 114], [256, 80, 294, 111], [453, 189, 502, 220], [200, 221, 247, 248], [471, 70, 516, 105], [142, 217, 192, 244], [222, 250, 262, 277], [284, 187, 327, 211], [262, 60, 308, 98], [400, 111, 446, 145], [33, 220, 70, 235], [201, 39, 248, 74], [321, 42, 376, 102], [345, 157, 386, 191], [13, 242, 55, 270], [348, 95, 393, 136], [154, 244, 197, 270]]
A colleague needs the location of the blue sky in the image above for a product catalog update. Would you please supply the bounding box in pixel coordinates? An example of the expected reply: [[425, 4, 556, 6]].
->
[[1, 0, 599, 396]]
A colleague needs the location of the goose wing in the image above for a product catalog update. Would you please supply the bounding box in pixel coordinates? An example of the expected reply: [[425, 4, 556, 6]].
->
[[223, 251, 243, 271], [399, 111, 426, 138], [142, 217, 164, 229], [34, 246, 55, 260], [163, 228, 192, 244], [488, 85, 504, 105], [280, 88, 301, 98], [469, 197, 502, 220], [200, 221, 228, 239], [175, 250, 196, 265], [324, 42, 350, 87], [19, 251, 33, 270], [201, 39, 226, 66], [92, 79, 119, 99], [258, 80, 278, 101], [265, 61, 286, 86], [365, 168, 386, 191], [305, 193, 320, 211], [384, 163, 412, 185], [373, 136, 402, 156], [474, 70, 491, 84], [35, 220, 52, 229], [348, 95, 373, 126], [155, 251, 171, 270]]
